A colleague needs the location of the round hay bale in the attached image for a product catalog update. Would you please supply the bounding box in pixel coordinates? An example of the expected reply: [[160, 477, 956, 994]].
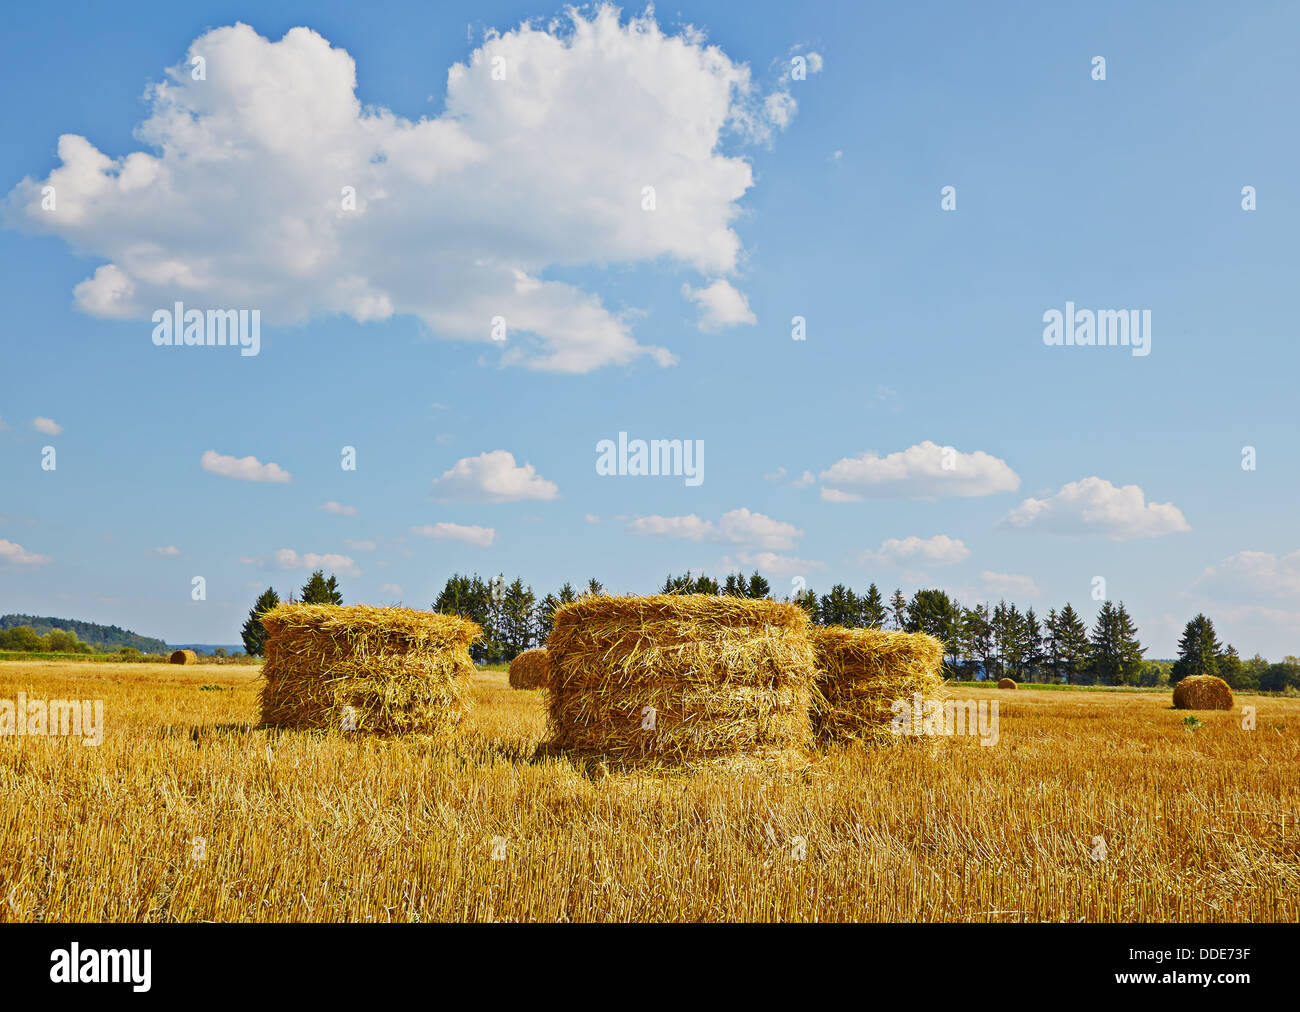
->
[[545, 594, 816, 770], [998, 677, 1017, 690], [1172, 674, 1233, 711], [259, 604, 480, 735], [508, 647, 550, 689], [811, 627, 946, 745], [169, 649, 198, 665]]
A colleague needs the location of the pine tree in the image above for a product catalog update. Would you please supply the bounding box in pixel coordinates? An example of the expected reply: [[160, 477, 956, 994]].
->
[[963, 604, 995, 680], [299, 570, 341, 605], [1171, 613, 1222, 683], [1022, 608, 1044, 682], [746, 571, 771, 599], [793, 586, 820, 623], [819, 584, 859, 627], [1056, 603, 1090, 684], [499, 578, 536, 660], [1087, 601, 1143, 684], [1044, 608, 1062, 682], [241, 587, 280, 657], [906, 589, 963, 671], [889, 589, 908, 631], [859, 583, 887, 629]]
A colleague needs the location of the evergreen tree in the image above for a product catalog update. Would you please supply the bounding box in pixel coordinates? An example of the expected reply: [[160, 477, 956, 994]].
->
[[499, 578, 536, 660], [793, 586, 820, 623], [723, 572, 749, 597], [746, 571, 771, 599], [1022, 607, 1044, 682], [1043, 608, 1062, 682], [1088, 601, 1145, 685], [299, 570, 342, 605], [241, 587, 281, 657], [584, 577, 605, 597], [889, 589, 908, 631], [1171, 613, 1222, 683], [963, 604, 995, 680], [819, 584, 859, 627], [1056, 603, 1091, 684], [434, 573, 497, 662], [859, 583, 887, 629], [535, 593, 560, 644]]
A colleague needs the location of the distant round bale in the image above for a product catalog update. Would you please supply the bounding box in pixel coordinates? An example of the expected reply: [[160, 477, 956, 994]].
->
[[545, 594, 816, 770], [998, 677, 1017, 690], [508, 648, 550, 689], [811, 627, 946, 745], [259, 604, 480, 735], [169, 649, 198, 665], [1173, 674, 1233, 711]]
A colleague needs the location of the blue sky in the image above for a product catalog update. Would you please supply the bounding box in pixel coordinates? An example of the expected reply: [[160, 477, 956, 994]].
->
[[1, 0, 1297, 656]]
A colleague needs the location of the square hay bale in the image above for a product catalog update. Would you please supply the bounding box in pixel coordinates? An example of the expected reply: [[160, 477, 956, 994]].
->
[[259, 604, 480, 735], [508, 647, 550, 689], [545, 594, 817, 771], [811, 626, 946, 745]]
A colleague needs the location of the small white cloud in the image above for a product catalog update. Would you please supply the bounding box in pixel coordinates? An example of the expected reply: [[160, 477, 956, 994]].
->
[[411, 522, 495, 547], [1003, 477, 1190, 540], [806, 52, 824, 74], [861, 534, 970, 568], [764, 466, 788, 482], [344, 539, 376, 551], [722, 551, 824, 576], [627, 514, 714, 541], [792, 470, 815, 488], [584, 513, 601, 525], [272, 548, 360, 578], [201, 450, 291, 483], [1194, 549, 1300, 601], [717, 507, 801, 551], [979, 571, 1040, 598], [153, 545, 181, 557], [380, 583, 403, 596], [319, 501, 357, 516], [32, 417, 63, 435], [682, 279, 756, 332], [0, 538, 50, 567], [432, 450, 558, 503], [821, 441, 1019, 500]]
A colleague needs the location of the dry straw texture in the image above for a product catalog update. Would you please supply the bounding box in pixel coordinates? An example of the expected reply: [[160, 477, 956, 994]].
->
[[169, 649, 198, 665], [259, 604, 480, 735], [1173, 675, 1234, 711], [998, 677, 1017, 690], [508, 648, 550, 690], [811, 627, 946, 745], [545, 594, 816, 771]]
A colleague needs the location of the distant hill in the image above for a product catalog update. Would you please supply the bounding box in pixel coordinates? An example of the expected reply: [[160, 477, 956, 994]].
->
[[0, 614, 168, 654], [170, 643, 244, 656]]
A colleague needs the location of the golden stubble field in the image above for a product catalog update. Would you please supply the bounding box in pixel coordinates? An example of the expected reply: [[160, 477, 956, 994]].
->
[[1, 660, 1297, 922]]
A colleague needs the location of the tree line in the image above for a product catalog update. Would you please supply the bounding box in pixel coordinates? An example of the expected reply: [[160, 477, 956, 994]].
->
[[235, 569, 1300, 692]]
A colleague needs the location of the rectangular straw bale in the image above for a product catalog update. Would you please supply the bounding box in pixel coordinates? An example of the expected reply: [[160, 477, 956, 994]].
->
[[545, 594, 816, 770], [259, 604, 480, 735]]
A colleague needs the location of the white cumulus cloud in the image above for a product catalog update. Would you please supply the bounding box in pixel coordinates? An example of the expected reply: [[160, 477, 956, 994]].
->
[[820, 441, 1019, 501], [272, 548, 360, 578], [626, 514, 715, 541], [411, 522, 496, 547], [1194, 549, 1300, 601], [1003, 477, 1190, 540], [432, 450, 557, 503], [319, 501, 356, 516], [860, 534, 971, 568], [201, 450, 290, 483], [0, 539, 50, 567], [5, 10, 799, 373], [682, 278, 756, 331], [32, 417, 62, 435]]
